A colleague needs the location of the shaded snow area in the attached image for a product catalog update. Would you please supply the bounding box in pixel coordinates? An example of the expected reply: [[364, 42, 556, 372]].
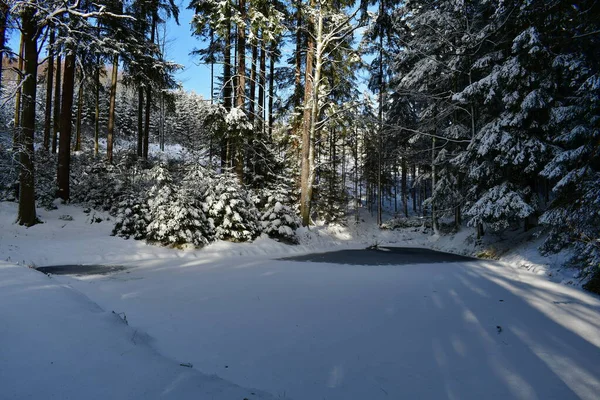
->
[[2, 201, 600, 399]]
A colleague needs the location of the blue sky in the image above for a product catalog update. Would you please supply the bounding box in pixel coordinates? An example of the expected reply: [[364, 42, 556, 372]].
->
[[6, 3, 211, 97], [165, 3, 212, 98]]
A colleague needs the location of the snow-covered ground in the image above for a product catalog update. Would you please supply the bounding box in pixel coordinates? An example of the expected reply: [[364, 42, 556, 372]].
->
[[1, 201, 599, 399]]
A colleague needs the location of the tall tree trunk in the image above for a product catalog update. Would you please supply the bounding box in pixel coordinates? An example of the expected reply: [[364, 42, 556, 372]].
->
[[74, 76, 83, 151], [106, 55, 118, 163], [300, 0, 316, 227], [376, 0, 384, 226], [13, 35, 24, 152], [0, 1, 9, 92], [52, 51, 62, 154], [17, 5, 39, 226], [431, 136, 438, 233], [258, 30, 266, 135], [249, 33, 257, 123], [137, 88, 143, 156], [43, 28, 55, 151], [143, 13, 157, 159], [94, 59, 100, 156], [143, 86, 151, 158], [94, 21, 101, 156], [402, 157, 408, 217], [234, 0, 246, 182], [223, 14, 232, 111], [268, 40, 275, 140], [57, 52, 75, 201], [221, 16, 233, 169], [294, 0, 302, 107], [411, 163, 416, 212]]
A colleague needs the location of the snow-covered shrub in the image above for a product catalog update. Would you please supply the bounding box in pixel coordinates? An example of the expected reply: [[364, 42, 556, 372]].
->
[[71, 155, 126, 211], [0, 142, 18, 201], [466, 183, 536, 232], [205, 172, 260, 242], [381, 216, 430, 230], [34, 151, 58, 209], [255, 181, 300, 244], [0, 148, 57, 208], [111, 191, 151, 240], [145, 164, 212, 247]]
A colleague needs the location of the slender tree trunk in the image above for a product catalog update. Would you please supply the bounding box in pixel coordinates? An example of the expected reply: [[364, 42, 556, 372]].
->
[[455, 175, 462, 229], [106, 55, 118, 164], [431, 136, 438, 233], [221, 16, 232, 169], [57, 52, 75, 201], [0, 1, 8, 92], [143, 86, 151, 158], [393, 159, 397, 213], [294, 0, 302, 105], [52, 51, 62, 154], [143, 13, 157, 159], [300, 0, 316, 227], [94, 59, 100, 156], [258, 30, 266, 135], [411, 163, 416, 212], [234, 0, 246, 182], [43, 28, 55, 151], [268, 40, 275, 140], [13, 35, 24, 152], [74, 77, 83, 151], [223, 14, 232, 111], [354, 128, 359, 222], [249, 33, 257, 123], [376, 0, 386, 226], [17, 5, 39, 226], [402, 157, 408, 217], [137, 88, 143, 156], [159, 92, 165, 151]]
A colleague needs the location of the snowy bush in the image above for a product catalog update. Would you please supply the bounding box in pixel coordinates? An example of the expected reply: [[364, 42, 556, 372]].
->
[[381, 216, 430, 230], [35, 151, 59, 209], [466, 183, 536, 232], [145, 164, 213, 247], [111, 191, 151, 240], [0, 142, 17, 202], [205, 172, 260, 242], [71, 155, 126, 211], [255, 182, 300, 244]]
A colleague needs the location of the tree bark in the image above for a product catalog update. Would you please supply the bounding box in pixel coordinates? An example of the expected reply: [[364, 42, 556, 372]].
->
[[268, 40, 275, 140], [143, 85, 151, 158], [294, 0, 302, 108], [234, 0, 247, 182], [74, 76, 83, 151], [43, 28, 55, 152], [411, 163, 416, 212], [13, 35, 24, 152], [431, 136, 438, 233], [137, 88, 143, 156], [52, 51, 62, 154], [0, 1, 8, 92], [402, 157, 408, 217], [258, 30, 266, 135], [143, 13, 157, 159], [17, 5, 39, 226], [249, 33, 257, 123], [106, 55, 118, 164], [57, 52, 75, 202], [94, 59, 100, 156], [300, 0, 316, 227]]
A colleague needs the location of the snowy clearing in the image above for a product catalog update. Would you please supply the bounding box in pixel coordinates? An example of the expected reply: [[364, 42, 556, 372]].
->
[[1, 202, 599, 400]]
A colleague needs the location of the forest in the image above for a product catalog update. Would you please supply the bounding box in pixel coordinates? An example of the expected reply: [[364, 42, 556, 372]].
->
[[0, 0, 599, 289]]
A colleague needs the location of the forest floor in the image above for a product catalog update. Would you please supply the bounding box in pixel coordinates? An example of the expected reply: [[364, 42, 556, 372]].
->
[[1, 201, 599, 399]]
